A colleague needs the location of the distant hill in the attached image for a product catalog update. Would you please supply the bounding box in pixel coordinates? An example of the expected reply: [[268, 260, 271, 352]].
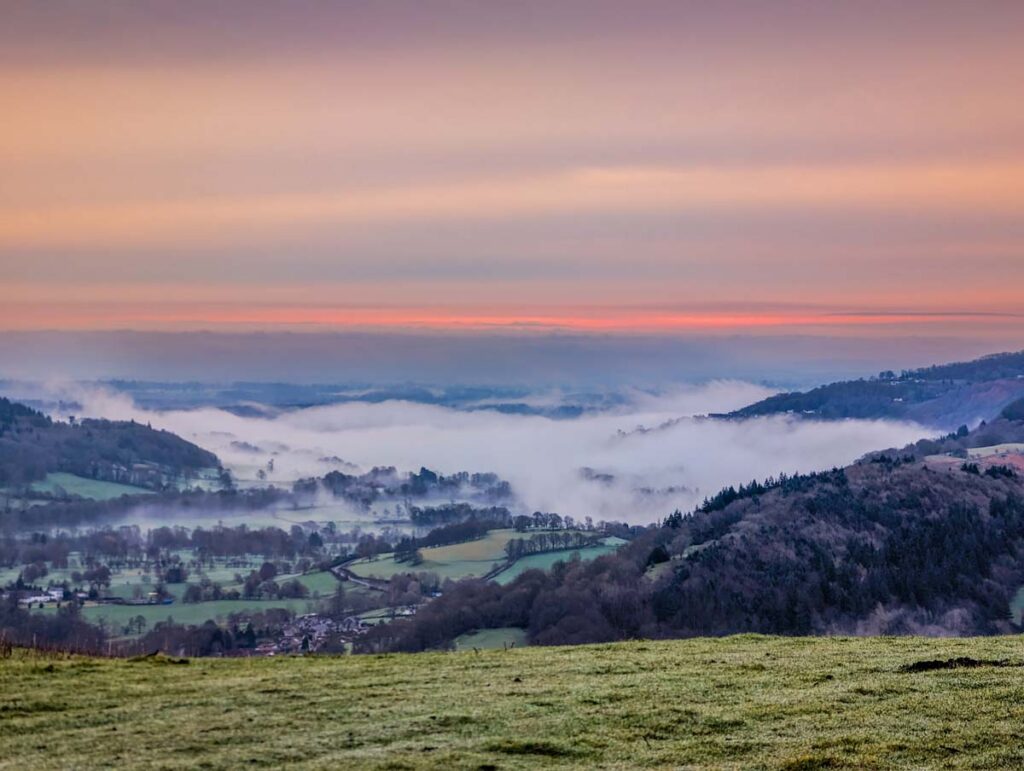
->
[[721, 350, 1024, 429], [0, 397, 219, 490]]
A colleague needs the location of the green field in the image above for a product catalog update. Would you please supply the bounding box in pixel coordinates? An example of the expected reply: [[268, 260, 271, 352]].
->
[[454, 626, 529, 650], [69, 597, 321, 632], [350, 530, 626, 584], [348, 529, 517, 581], [493, 541, 623, 585], [56, 568, 351, 635], [218, 569, 343, 599], [27, 472, 154, 501], [7, 636, 1024, 768], [281, 569, 343, 597], [24, 561, 352, 636]]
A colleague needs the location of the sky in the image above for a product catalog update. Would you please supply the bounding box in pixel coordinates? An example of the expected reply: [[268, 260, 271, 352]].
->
[[2, 0, 1024, 342]]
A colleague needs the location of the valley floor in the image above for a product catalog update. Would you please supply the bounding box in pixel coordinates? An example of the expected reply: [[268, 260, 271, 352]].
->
[[4, 635, 1024, 769]]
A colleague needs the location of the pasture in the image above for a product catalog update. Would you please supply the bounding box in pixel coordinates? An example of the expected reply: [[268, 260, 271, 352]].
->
[[349, 530, 626, 584], [348, 529, 516, 581], [453, 626, 529, 650], [8, 636, 1024, 768], [492, 541, 623, 584], [27, 564, 354, 637], [71, 597, 321, 633]]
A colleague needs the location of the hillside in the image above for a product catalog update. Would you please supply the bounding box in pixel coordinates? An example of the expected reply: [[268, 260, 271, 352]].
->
[[0, 397, 220, 491], [722, 349, 1024, 429], [369, 413, 1024, 651], [6, 636, 1024, 769]]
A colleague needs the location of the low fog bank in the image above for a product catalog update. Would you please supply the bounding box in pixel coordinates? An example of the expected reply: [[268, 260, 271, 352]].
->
[[62, 381, 930, 524]]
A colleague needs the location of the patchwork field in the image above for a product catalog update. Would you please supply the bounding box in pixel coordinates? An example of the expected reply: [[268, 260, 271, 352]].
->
[[6, 636, 1024, 769], [349, 530, 625, 583], [348, 529, 516, 581]]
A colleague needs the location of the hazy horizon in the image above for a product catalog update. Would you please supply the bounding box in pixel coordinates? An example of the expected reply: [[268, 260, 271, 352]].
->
[[1, 329, 1021, 387]]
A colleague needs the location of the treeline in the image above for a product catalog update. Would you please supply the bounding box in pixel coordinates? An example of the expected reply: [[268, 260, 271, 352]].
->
[[0, 485, 291, 530], [293, 467, 512, 508], [503, 531, 602, 561], [697, 468, 847, 515], [0, 523, 326, 571], [0, 598, 105, 653], [512, 511, 594, 532], [393, 516, 508, 563], [408, 503, 511, 526]]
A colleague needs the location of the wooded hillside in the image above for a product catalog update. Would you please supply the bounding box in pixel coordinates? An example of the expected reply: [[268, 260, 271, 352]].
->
[[0, 398, 219, 488]]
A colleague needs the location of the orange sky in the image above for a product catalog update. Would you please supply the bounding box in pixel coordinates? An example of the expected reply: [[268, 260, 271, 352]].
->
[[2, 1, 1023, 335]]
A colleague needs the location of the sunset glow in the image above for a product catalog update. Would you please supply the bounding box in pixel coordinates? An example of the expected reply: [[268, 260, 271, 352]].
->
[[2, 1, 1023, 336]]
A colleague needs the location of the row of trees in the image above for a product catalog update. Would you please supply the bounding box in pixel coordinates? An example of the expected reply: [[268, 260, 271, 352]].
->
[[293, 466, 513, 509], [503, 531, 602, 562]]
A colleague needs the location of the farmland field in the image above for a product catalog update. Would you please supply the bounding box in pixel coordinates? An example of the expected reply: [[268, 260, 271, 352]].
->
[[492, 541, 623, 584], [38, 569, 357, 636], [349, 530, 625, 583], [348, 529, 517, 581], [61, 597, 322, 633], [453, 626, 528, 650], [6, 635, 1024, 768]]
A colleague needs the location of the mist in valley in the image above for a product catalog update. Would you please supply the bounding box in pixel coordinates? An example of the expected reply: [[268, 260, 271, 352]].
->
[[59, 381, 932, 524]]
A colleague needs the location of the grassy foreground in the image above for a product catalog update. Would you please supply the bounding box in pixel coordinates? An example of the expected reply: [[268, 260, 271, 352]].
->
[[5, 635, 1024, 769]]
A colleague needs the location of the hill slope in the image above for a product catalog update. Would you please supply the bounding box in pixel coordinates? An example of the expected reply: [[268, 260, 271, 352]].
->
[[723, 349, 1024, 429], [5, 636, 1024, 769], [0, 397, 219, 490]]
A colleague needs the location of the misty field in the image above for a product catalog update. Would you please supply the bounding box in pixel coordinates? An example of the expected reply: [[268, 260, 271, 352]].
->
[[32, 472, 154, 500], [6, 636, 1024, 769], [13, 472, 154, 501]]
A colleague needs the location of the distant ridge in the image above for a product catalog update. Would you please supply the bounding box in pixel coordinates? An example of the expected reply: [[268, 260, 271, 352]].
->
[[720, 350, 1024, 429]]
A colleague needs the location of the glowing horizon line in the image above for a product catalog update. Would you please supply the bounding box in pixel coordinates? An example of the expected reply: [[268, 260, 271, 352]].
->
[[2, 305, 1022, 333]]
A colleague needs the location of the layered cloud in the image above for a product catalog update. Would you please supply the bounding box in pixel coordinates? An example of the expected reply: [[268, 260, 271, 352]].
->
[[3, 2, 1024, 330]]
